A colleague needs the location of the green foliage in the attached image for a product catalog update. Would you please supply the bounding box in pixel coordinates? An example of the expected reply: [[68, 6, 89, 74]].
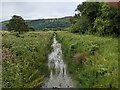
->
[[97, 3, 120, 36], [71, 16, 90, 34], [57, 31, 118, 88], [29, 27, 35, 31], [100, 3, 117, 20], [2, 17, 71, 31], [113, 10, 120, 36], [76, 2, 100, 22], [93, 18, 113, 36], [6, 15, 29, 33], [2, 31, 53, 88], [26, 17, 71, 30], [70, 16, 78, 24], [71, 2, 120, 37]]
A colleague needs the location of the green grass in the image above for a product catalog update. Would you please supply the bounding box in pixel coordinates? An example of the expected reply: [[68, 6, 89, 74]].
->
[[56, 31, 118, 88], [1, 31, 53, 88], [0, 31, 2, 89], [1, 30, 118, 88]]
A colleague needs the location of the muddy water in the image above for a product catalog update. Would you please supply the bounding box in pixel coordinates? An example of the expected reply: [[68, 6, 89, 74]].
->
[[42, 35, 76, 88]]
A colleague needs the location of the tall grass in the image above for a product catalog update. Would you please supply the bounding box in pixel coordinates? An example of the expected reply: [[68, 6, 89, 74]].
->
[[1, 31, 53, 88], [56, 31, 118, 88]]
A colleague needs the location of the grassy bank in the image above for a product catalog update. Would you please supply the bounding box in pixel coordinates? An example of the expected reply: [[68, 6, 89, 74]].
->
[[2, 31, 53, 88], [56, 31, 118, 88]]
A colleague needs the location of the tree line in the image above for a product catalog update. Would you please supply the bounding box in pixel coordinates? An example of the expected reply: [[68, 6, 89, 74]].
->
[[5, 15, 71, 33], [6, 2, 120, 36], [70, 2, 120, 37]]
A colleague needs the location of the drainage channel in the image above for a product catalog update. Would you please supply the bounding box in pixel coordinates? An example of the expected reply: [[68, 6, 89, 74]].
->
[[42, 34, 77, 88]]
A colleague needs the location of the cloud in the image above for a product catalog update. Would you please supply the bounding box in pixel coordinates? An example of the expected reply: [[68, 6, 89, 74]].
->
[[2, 0, 85, 2], [1, 1, 85, 21]]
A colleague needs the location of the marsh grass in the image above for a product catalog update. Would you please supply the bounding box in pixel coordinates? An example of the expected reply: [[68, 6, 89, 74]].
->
[[1, 31, 53, 88], [56, 31, 118, 88]]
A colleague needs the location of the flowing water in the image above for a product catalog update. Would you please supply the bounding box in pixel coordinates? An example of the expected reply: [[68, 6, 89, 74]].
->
[[42, 35, 76, 88]]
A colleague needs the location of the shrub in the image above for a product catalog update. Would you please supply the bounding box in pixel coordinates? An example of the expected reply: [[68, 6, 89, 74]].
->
[[73, 52, 87, 64], [88, 43, 99, 55], [93, 18, 113, 36], [70, 16, 90, 34]]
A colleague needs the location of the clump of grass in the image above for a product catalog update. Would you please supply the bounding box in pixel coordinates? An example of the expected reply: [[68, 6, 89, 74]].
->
[[56, 31, 118, 88], [2, 31, 53, 88], [73, 52, 87, 64]]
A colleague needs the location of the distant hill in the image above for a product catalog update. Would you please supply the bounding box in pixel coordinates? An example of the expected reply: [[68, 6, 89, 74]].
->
[[0, 17, 71, 30], [0, 20, 9, 30]]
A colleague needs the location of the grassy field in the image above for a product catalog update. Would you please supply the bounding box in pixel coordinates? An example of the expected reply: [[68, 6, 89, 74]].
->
[[1, 31, 53, 88], [1, 31, 118, 88], [56, 31, 118, 88]]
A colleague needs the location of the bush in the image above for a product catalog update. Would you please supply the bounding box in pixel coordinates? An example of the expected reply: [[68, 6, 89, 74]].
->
[[93, 18, 113, 36], [88, 42, 99, 55], [73, 52, 87, 64], [70, 16, 90, 34]]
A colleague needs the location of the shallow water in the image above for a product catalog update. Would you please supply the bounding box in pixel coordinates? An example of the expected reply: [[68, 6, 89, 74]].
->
[[42, 35, 76, 88]]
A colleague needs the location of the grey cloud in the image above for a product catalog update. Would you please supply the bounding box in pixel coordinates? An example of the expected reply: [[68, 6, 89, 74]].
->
[[2, 2, 81, 21]]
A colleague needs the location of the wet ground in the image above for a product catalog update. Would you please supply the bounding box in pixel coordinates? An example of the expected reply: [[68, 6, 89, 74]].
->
[[42, 35, 76, 88]]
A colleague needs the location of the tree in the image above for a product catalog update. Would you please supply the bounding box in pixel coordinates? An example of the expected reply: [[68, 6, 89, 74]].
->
[[70, 2, 120, 37], [70, 2, 101, 34], [71, 16, 90, 34], [6, 15, 29, 33], [76, 2, 101, 22], [93, 18, 113, 36], [100, 3, 117, 20], [113, 10, 120, 36], [91, 2, 120, 37]]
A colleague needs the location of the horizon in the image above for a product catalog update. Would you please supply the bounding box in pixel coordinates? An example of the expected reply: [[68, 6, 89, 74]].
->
[[1, 15, 73, 22]]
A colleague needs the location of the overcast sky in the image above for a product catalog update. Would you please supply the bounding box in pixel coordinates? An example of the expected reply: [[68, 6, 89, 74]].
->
[[1, 0, 87, 21]]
